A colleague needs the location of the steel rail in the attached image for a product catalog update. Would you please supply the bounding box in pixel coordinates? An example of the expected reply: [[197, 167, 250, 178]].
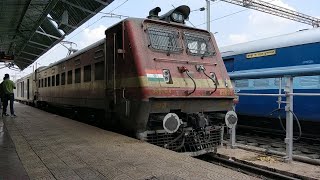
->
[[200, 153, 305, 180]]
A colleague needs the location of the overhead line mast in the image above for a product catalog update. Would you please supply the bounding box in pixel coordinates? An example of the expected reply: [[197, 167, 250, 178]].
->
[[213, 0, 320, 27]]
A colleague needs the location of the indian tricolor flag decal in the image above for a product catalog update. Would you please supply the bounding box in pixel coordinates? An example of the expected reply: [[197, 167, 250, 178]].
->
[[146, 69, 164, 82]]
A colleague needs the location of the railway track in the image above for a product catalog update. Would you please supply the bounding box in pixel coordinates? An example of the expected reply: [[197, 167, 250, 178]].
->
[[228, 126, 320, 160], [198, 153, 312, 180]]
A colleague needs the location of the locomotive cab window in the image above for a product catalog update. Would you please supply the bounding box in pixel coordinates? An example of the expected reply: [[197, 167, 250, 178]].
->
[[147, 27, 182, 53], [184, 33, 215, 57]]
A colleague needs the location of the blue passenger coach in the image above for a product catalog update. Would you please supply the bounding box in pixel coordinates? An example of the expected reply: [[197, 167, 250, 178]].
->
[[220, 28, 320, 135]]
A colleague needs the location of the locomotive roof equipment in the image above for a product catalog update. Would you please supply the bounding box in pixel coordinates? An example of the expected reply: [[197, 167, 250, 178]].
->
[[147, 5, 190, 24]]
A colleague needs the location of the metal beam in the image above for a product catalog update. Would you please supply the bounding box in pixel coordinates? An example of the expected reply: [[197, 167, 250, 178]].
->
[[94, 0, 111, 6], [16, 56, 34, 62], [26, 44, 47, 51], [20, 51, 40, 57], [60, 0, 97, 15], [15, 59, 33, 64], [35, 30, 62, 40], [29, 41, 51, 48], [17, 0, 60, 57]]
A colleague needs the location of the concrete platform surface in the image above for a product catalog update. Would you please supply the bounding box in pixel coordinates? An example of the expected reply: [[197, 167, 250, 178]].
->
[[1, 103, 259, 180], [218, 146, 320, 179]]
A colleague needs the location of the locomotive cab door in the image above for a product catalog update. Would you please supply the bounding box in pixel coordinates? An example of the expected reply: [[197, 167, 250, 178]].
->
[[105, 23, 124, 118]]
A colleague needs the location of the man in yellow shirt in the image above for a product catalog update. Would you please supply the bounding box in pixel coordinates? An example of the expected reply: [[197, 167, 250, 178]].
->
[[2, 74, 16, 117]]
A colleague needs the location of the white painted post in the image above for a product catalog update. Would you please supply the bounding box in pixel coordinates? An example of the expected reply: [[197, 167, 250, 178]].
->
[[284, 76, 293, 162], [206, 0, 210, 32]]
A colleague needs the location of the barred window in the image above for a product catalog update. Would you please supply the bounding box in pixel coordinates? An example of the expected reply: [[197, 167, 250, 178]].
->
[[52, 75, 55, 86], [48, 77, 51, 87], [56, 74, 60, 86], [95, 62, 104, 80], [67, 70, 72, 84], [274, 78, 286, 86], [61, 72, 66, 85], [147, 27, 182, 53], [184, 33, 215, 57], [84, 65, 91, 82], [235, 80, 249, 88], [299, 76, 319, 87], [75, 68, 81, 83], [253, 79, 269, 87]]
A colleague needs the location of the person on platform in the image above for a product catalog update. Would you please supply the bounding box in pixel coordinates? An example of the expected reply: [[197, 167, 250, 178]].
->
[[0, 77, 4, 112], [2, 74, 16, 117]]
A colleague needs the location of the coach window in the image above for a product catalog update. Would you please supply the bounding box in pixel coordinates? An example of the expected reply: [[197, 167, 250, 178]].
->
[[45, 78, 47, 87], [84, 65, 91, 82], [61, 72, 66, 85], [95, 62, 104, 80], [52, 75, 55, 86], [48, 77, 51, 87], [67, 70, 72, 84], [75, 68, 81, 83], [41, 79, 43, 87], [56, 74, 60, 86], [38, 80, 40, 88]]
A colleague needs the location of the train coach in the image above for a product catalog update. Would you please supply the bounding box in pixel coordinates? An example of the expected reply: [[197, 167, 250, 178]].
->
[[220, 28, 320, 136], [15, 6, 236, 156]]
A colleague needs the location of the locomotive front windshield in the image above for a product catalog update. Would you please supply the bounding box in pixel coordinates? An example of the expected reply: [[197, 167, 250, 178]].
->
[[184, 33, 215, 57], [148, 27, 183, 52], [147, 26, 215, 57]]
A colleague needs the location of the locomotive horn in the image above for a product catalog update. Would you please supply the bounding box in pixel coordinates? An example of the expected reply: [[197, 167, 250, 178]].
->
[[148, 7, 161, 19]]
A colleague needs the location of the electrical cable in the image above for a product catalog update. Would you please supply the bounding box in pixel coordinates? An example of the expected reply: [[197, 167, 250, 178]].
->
[[202, 70, 218, 94], [269, 108, 302, 141], [186, 71, 197, 95], [164, 128, 185, 151]]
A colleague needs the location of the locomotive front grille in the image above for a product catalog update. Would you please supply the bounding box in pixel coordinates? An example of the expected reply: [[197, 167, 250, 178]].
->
[[138, 126, 221, 156]]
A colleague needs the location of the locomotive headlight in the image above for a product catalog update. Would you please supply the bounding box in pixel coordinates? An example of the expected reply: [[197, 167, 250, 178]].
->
[[163, 113, 181, 133], [210, 72, 219, 85], [210, 72, 216, 79], [162, 69, 172, 84], [171, 12, 184, 23]]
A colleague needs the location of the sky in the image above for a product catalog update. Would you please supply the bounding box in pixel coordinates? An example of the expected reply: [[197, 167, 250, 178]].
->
[[2, 0, 320, 81]]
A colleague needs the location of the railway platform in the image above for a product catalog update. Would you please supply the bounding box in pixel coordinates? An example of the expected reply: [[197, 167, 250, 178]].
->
[[0, 103, 258, 180]]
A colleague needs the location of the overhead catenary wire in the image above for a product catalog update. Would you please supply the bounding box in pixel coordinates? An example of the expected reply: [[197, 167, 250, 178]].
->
[[196, 0, 276, 27]]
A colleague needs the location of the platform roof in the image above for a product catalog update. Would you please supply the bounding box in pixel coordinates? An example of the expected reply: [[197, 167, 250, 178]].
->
[[0, 0, 114, 70]]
